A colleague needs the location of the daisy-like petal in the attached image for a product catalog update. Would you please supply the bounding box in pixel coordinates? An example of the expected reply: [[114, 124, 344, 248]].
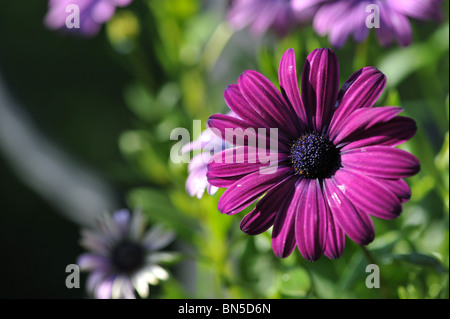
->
[[79, 229, 109, 255], [376, 2, 412, 46], [324, 178, 375, 245], [341, 146, 421, 179], [218, 166, 293, 215], [388, 0, 443, 21], [149, 264, 170, 281], [381, 178, 412, 203], [96, 275, 115, 299], [272, 177, 305, 258], [295, 179, 327, 261], [340, 115, 417, 150], [208, 146, 286, 181], [143, 225, 175, 251], [329, 67, 386, 135], [240, 176, 297, 235], [331, 106, 404, 144], [278, 48, 307, 132], [301, 48, 340, 131], [132, 275, 150, 299], [224, 84, 269, 129], [86, 270, 108, 293], [208, 114, 289, 146], [77, 253, 110, 271], [324, 209, 346, 259], [238, 70, 299, 138], [333, 168, 402, 220]]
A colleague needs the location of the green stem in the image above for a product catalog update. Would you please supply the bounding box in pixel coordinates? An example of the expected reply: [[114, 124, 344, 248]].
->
[[201, 22, 234, 72]]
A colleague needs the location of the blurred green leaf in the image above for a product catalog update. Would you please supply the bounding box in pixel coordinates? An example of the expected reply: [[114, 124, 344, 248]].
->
[[127, 187, 199, 241], [387, 253, 446, 273], [280, 267, 311, 298]]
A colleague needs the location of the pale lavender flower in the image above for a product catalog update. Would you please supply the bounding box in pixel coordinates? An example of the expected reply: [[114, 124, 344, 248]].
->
[[227, 0, 326, 37], [45, 0, 133, 36], [181, 113, 237, 199], [311, 0, 443, 47], [77, 209, 175, 299]]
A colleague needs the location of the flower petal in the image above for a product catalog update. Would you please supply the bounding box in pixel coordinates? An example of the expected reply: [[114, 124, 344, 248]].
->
[[329, 67, 386, 135], [224, 84, 270, 129], [143, 224, 175, 251], [272, 178, 306, 258], [301, 48, 340, 131], [208, 146, 286, 177], [278, 48, 307, 132], [341, 146, 421, 179], [240, 176, 297, 235], [295, 179, 327, 261], [340, 116, 417, 151], [323, 178, 375, 245], [333, 168, 403, 220], [77, 253, 110, 271], [238, 70, 298, 138], [381, 178, 412, 203], [218, 166, 293, 215], [331, 106, 403, 144], [324, 207, 345, 259], [207, 114, 290, 147]]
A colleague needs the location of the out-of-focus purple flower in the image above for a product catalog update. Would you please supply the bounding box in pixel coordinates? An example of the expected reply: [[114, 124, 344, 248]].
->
[[45, 0, 133, 36], [181, 115, 236, 199], [312, 0, 443, 47], [77, 209, 175, 299], [227, 0, 326, 37], [207, 48, 420, 261]]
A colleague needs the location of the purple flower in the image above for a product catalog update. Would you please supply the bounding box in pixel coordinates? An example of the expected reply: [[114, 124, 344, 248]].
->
[[207, 48, 420, 261], [227, 0, 325, 37], [45, 0, 133, 36], [311, 0, 443, 47], [181, 129, 223, 199], [181, 113, 236, 199], [77, 209, 175, 299]]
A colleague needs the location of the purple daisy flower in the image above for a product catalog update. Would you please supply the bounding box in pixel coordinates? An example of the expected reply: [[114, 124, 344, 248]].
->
[[207, 48, 420, 261], [77, 209, 175, 299], [312, 0, 443, 47], [45, 0, 133, 36], [227, 0, 325, 37]]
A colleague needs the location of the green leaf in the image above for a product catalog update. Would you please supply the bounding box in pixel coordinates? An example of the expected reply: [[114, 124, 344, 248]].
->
[[387, 253, 446, 273], [127, 187, 199, 241], [280, 267, 311, 297]]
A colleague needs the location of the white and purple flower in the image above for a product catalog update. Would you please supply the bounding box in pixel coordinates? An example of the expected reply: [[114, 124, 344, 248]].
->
[[77, 209, 175, 299]]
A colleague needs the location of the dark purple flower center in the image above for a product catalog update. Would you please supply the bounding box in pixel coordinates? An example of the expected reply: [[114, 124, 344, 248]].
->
[[111, 240, 145, 273], [290, 133, 340, 179]]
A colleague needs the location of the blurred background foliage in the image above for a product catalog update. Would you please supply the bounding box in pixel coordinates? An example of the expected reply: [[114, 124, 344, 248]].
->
[[0, 1, 448, 299]]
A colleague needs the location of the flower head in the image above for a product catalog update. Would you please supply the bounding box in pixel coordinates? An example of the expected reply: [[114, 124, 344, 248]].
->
[[77, 209, 175, 298], [45, 0, 133, 36], [311, 0, 443, 47], [227, 0, 325, 37], [207, 48, 420, 261]]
